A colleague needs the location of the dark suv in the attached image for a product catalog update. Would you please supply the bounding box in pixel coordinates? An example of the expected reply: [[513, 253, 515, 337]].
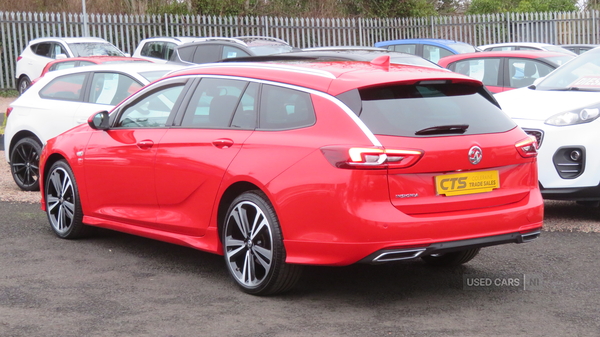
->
[[169, 37, 296, 65]]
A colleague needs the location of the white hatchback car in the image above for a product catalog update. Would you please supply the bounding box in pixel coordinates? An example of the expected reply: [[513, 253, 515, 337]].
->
[[495, 46, 600, 204], [15, 37, 127, 94], [4, 62, 183, 191]]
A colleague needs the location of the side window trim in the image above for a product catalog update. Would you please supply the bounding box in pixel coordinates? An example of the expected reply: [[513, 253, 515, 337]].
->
[[84, 71, 145, 105], [108, 77, 192, 128]]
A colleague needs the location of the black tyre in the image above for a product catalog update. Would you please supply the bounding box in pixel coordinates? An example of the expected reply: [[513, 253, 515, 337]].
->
[[18, 76, 31, 95], [10, 137, 42, 191], [222, 191, 302, 295], [44, 160, 87, 239], [421, 248, 480, 267]]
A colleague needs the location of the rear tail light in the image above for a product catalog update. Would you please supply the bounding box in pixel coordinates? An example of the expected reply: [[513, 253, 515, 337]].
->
[[515, 137, 538, 158], [6, 107, 12, 119], [16, 56, 22, 62], [321, 146, 424, 169]]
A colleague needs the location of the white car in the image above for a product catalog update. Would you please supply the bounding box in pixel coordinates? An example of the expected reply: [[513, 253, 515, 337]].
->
[[4, 62, 183, 191], [15, 37, 127, 95], [478, 42, 576, 56], [494, 46, 600, 204], [132, 37, 205, 64]]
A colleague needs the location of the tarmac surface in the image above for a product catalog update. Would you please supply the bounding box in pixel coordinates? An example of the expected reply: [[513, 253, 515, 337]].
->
[[0, 199, 599, 336]]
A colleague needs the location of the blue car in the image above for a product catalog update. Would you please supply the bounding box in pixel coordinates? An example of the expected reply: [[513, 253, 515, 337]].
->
[[374, 38, 478, 63]]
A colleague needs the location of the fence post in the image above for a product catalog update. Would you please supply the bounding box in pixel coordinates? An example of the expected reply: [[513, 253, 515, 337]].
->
[[430, 16, 435, 38], [594, 10, 597, 44], [358, 17, 363, 46]]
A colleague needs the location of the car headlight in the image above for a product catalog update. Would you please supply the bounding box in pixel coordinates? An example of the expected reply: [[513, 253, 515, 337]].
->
[[545, 108, 600, 126]]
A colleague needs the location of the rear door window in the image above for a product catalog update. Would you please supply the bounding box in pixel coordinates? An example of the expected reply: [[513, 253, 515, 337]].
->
[[222, 46, 250, 59], [423, 45, 453, 63], [337, 83, 515, 137], [175, 45, 196, 62], [192, 45, 221, 63], [451, 58, 501, 87], [39, 73, 87, 101], [389, 44, 417, 54], [181, 78, 248, 128], [88, 72, 143, 105]]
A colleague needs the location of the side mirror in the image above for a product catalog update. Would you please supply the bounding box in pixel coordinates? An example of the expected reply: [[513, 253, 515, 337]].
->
[[56, 53, 67, 60], [88, 111, 110, 130]]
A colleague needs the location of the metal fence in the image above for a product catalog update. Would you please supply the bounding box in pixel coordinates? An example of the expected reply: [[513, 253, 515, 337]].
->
[[1, 10, 600, 89]]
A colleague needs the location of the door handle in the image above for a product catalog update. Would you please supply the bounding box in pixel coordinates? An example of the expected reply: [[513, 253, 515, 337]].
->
[[137, 140, 154, 149], [212, 138, 234, 149]]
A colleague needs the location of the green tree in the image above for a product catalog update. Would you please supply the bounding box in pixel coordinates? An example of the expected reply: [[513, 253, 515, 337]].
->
[[347, 0, 438, 17], [466, 0, 577, 14], [514, 0, 577, 12]]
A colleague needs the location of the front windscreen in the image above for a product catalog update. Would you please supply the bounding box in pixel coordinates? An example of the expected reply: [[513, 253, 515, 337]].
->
[[247, 41, 294, 55], [536, 49, 600, 91], [337, 83, 515, 137], [68, 43, 125, 57]]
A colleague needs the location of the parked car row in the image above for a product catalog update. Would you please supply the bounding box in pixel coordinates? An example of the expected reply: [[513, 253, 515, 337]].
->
[[5, 34, 552, 295]]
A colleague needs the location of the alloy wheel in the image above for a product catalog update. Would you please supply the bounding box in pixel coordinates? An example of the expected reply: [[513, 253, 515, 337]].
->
[[10, 138, 41, 191], [46, 166, 77, 236], [224, 200, 274, 289]]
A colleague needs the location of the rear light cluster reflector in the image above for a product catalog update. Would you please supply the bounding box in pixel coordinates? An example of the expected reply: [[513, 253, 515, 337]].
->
[[322, 146, 424, 169], [515, 137, 538, 158]]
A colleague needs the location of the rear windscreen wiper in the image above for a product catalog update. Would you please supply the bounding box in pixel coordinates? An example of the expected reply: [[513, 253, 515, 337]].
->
[[415, 124, 469, 136]]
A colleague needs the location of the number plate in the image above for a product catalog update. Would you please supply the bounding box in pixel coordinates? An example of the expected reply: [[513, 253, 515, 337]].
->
[[435, 170, 500, 196]]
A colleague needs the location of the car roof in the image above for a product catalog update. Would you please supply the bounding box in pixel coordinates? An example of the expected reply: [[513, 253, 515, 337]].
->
[[437, 50, 573, 67], [38, 62, 183, 79], [376, 38, 471, 46], [234, 36, 290, 45], [303, 46, 388, 51], [47, 56, 150, 63], [237, 50, 442, 68], [167, 60, 479, 96], [560, 43, 599, 48], [478, 42, 554, 49], [28, 37, 110, 44], [139, 36, 206, 44]]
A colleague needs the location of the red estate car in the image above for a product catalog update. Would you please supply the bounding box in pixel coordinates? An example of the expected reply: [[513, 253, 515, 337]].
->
[[438, 50, 574, 93], [39, 58, 544, 295]]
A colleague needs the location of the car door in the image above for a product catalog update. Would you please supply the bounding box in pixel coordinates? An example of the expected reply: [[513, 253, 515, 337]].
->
[[191, 44, 222, 63], [506, 58, 555, 90], [422, 44, 454, 63], [36, 72, 86, 142], [82, 79, 188, 227], [449, 58, 503, 93], [153, 77, 257, 235]]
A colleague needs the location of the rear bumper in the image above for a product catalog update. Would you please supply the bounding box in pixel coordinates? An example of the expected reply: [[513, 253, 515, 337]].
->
[[358, 229, 541, 264], [284, 221, 543, 266]]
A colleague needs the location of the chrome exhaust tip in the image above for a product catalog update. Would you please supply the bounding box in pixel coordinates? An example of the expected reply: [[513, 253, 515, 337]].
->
[[371, 248, 427, 263], [520, 230, 541, 243]]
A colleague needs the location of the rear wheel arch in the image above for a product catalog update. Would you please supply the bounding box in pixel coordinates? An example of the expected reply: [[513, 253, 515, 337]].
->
[[17, 75, 32, 95], [8, 131, 42, 156], [216, 181, 263, 241]]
